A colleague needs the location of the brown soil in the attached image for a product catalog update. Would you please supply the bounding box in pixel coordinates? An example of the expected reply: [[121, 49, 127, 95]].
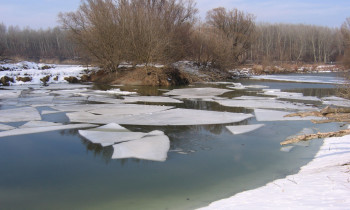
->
[[90, 67, 200, 86]]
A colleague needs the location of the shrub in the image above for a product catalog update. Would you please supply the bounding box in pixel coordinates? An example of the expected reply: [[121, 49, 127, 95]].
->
[[0, 76, 14, 86], [64, 76, 79, 83], [40, 75, 51, 86], [16, 76, 32, 82]]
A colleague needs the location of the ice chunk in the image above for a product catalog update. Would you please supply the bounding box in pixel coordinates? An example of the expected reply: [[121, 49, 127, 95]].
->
[[0, 107, 41, 122], [216, 98, 316, 111], [95, 88, 137, 95], [164, 87, 232, 99], [0, 124, 15, 131], [19, 121, 62, 128], [280, 146, 294, 152], [41, 110, 64, 115], [227, 83, 246, 90], [92, 123, 129, 132], [112, 134, 170, 162], [122, 96, 183, 104], [0, 124, 96, 138], [254, 109, 324, 121], [226, 124, 264, 135], [69, 108, 253, 125]]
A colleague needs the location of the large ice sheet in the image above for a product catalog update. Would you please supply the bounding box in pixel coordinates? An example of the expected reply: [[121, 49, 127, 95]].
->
[[86, 104, 174, 116], [68, 108, 253, 125], [164, 87, 232, 99], [262, 89, 321, 101], [254, 109, 324, 121], [19, 121, 63, 128], [226, 124, 265, 135], [56, 104, 173, 114], [112, 134, 170, 162], [122, 96, 183, 104], [0, 124, 96, 138], [0, 124, 15, 131], [215, 98, 316, 111], [0, 107, 41, 122]]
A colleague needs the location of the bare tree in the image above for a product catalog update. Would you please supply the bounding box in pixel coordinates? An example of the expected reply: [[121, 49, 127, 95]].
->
[[59, 0, 197, 72]]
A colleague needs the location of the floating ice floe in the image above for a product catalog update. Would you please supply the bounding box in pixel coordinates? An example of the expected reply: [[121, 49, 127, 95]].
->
[[215, 97, 316, 111], [0, 107, 41, 122], [280, 146, 294, 152], [79, 123, 170, 161], [68, 108, 253, 125], [0, 123, 96, 138], [41, 110, 64, 115], [226, 124, 265, 135], [19, 121, 63, 128], [227, 83, 246, 90], [164, 87, 232, 99], [0, 90, 21, 99], [112, 134, 170, 162], [262, 89, 321, 101], [322, 96, 350, 107], [254, 109, 324, 121], [79, 124, 162, 147], [0, 124, 15, 131], [95, 88, 137, 95], [122, 96, 183, 104]]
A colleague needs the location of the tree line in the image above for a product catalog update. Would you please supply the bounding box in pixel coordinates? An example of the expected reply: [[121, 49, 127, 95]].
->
[[0, 24, 77, 61], [1, 0, 349, 71]]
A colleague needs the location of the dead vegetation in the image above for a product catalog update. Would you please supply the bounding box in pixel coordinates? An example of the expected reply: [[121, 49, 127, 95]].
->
[[281, 106, 350, 145]]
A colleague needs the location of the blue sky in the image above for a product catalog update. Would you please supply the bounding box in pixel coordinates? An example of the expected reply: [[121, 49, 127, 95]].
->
[[0, 0, 349, 29]]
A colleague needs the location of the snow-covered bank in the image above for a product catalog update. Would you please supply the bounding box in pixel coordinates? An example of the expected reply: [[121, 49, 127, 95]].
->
[[198, 133, 350, 210], [0, 61, 94, 85]]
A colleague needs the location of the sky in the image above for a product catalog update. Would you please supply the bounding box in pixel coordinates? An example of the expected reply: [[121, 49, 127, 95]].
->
[[0, 0, 349, 29]]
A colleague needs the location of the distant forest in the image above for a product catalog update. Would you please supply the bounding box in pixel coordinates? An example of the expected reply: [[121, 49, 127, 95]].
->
[[1, 0, 349, 70]]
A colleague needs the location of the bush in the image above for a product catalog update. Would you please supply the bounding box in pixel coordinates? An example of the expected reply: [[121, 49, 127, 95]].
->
[[0, 76, 14, 86], [16, 76, 32, 82], [40, 75, 51, 86], [64, 76, 79, 83]]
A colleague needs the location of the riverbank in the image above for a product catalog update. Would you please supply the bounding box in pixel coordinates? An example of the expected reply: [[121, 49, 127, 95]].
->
[[198, 132, 350, 209]]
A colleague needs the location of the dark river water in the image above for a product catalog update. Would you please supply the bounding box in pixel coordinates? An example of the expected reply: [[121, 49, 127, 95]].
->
[[0, 74, 343, 210]]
